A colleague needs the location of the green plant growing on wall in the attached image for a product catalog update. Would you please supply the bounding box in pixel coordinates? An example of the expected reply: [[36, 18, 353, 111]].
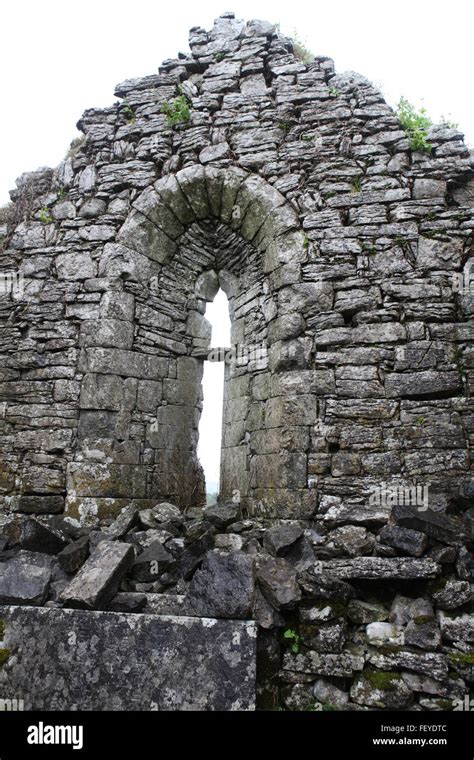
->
[[0, 204, 13, 226], [38, 207, 53, 224], [329, 87, 340, 97], [122, 103, 136, 123], [396, 97, 433, 153], [213, 52, 226, 62], [290, 31, 314, 64], [283, 628, 301, 653], [162, 93, 192, 127], [440, 115, 459, 129], [351, 177, 362, 193], [66, 135, 86, 159]]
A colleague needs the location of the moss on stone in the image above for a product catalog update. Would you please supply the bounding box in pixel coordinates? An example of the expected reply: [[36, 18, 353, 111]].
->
[[358, 670, 401, 691], [377, 644, 404, 655], [413, 615, 435, 625], [448, 651, 474, 666], [0, 648, 11, 667], [435, 699, 454, 711], [0, 619, 5, 641]]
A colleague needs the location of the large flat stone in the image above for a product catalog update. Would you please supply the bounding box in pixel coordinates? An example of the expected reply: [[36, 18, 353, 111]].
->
[[0, 606, 257, 710]]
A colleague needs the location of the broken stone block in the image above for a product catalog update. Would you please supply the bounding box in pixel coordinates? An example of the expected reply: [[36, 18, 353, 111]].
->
[[59, 541, 135, 610], [164, 529, 214, 582], [19, 517, 69, 555], [378, 525, 428, 557], [105, 504, 139, 539], [214, 533, 243, 552], [405, 619, 441, 650], [300, 620, 347, 653], [151, 502, 183, 527], [389, 595, 434, 626], [0, 551, 53, 605], [253, 588, 285, 629], [456, 548, 474, 581], [187, 550, 255, 619], [0, 606, 257, 710], [203, 502, 240, 529], [108, 592, 147, 613], [130, 541, 173, 582], [256, 557, 301, 610], [58, 536, 90, 574], [432, 579, 472, 610], [438, 611, 474, 643], [298, 569, 354, 603], [262, 522, 304, 557], [392, 503, 467, 546], [313, 678, 349, 706], [347, 600, 389, 624], [350, 672, 413, 709], [323, 525, 376, 558], [299, 601, 347, 624]]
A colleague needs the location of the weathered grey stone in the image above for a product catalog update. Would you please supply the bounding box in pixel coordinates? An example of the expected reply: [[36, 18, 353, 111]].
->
[[347, 600, 389, 624], [438, 611, 474, 643], [203, 502, 240, 529], [404, 619, 441, 650], [0, 551, 53, 605], [253, 588, 285, 629], [324, 525, 376, 557], [214, 533, 243, 552], [298, 569, 354, 603], [367, 651, 448, 681], [60, 541, 135, 609], [319, 557, 440, 580], [392, 504, 467, 546], [187, 550, 255, 619], [130, 541, 173, 582], [351, 672, 413, 709], [262, 523, 303, 557], [301, 620, 347, 653], [16, 496, 64, 515], [20, 518, 69, 555], [58, 536, 90, 574], [366, 622, 404, 646], [432, 579, 472, 610], [378, 525, 428, 557], [0, 606, 257, 710], [282, 650, 364, 678], [313, 678, 349, 706], [389, 595, 435, 626], [256, 557, 301, 610], [108, 592, 147, 613], [105, 504, 139, 539]]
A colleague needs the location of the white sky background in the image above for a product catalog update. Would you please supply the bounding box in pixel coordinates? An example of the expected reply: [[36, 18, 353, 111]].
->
[[197, 291, 231, 489], [1, 0, 473, 487]]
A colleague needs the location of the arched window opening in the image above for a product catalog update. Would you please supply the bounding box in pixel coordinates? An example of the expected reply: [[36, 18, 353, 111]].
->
[[197, 288, 231, 505]]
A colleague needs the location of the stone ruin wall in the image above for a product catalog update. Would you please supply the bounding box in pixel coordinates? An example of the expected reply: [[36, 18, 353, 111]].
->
[[0, 12, 474, 712]]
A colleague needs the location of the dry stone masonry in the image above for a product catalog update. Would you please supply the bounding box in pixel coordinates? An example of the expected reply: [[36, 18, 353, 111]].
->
[[0, 13, 473, 711]]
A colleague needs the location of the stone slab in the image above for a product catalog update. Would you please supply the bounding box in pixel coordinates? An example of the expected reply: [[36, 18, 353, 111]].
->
[[0, 606, 257, 711]]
